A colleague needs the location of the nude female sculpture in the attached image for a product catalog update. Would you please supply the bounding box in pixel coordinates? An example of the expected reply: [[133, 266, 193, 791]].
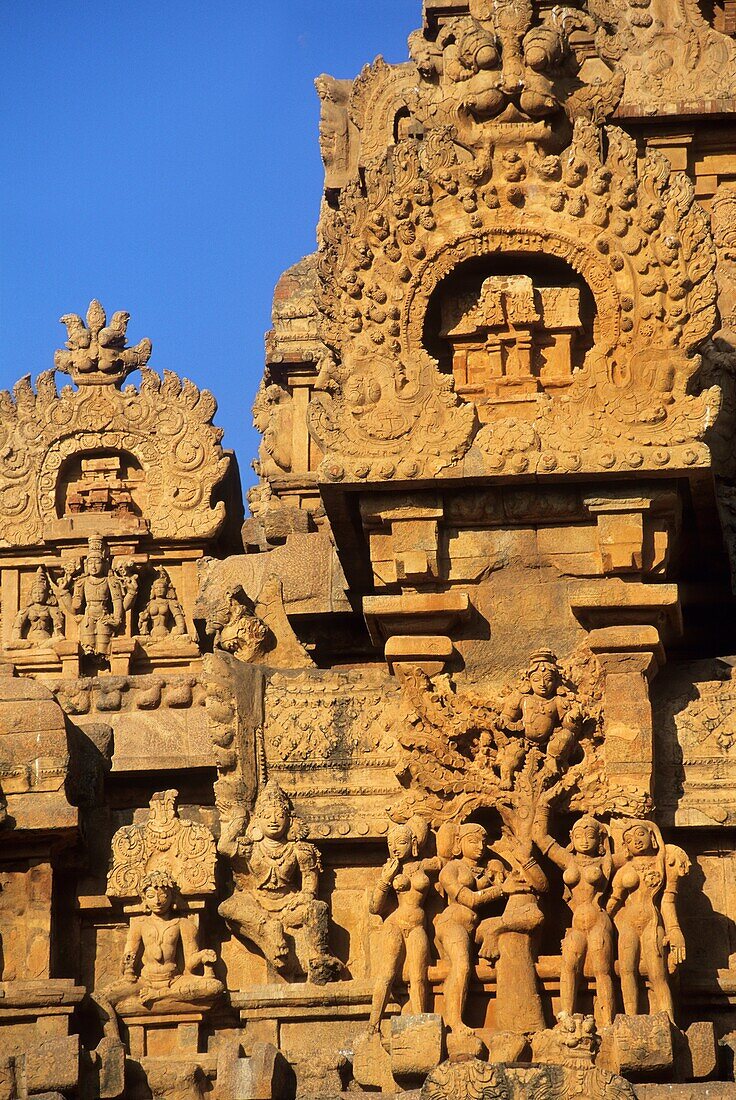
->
[[534, 812, 615, 1027], [367, 817, 439, 1033], [607, 821, 690, 1021]]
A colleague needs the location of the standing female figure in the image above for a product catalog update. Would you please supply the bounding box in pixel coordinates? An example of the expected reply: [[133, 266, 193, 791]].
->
[[534, 812, 615, 1027], [434, 822, 506, 1043], [607, 821, 690, 1022], [367, 818, 438, 1033]]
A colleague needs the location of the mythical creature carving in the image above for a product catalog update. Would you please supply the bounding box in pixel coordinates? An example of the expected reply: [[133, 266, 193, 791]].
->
[[105, 869, 223, 1014], [217, 779, 341, 984], [54, 300, 152, 387], [11, 567, 64, 646], [409, 1, 622, 139], [206, 584, 269, 663]]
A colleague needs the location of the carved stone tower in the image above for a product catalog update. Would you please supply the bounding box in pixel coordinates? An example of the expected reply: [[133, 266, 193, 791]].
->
[[2, 3, 736, 1098]]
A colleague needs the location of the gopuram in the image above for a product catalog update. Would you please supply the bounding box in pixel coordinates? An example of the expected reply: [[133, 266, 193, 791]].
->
[[2, 2, 736, 1098]]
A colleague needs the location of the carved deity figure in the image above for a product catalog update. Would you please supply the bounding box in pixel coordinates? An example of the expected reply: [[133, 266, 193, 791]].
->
[[218, 780, 341, 985], [606, 821, 690, 1022], [12, 567, 64, 646], [138, 567, 188, 640], [496, 650, 582, 789], [57, 538, 124, 659], [366, 817, 439, 1034], [434, 822, 507, 1046], [534, 812, 615, 1027], [106, 870, 223, 1012]]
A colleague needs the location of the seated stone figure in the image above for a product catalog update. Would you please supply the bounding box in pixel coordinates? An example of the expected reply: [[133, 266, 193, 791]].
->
[[218, 779, 341, 985], [106, 870, 223, 1012], [12, 567, 64, 646], [496, 649, 582, 789]]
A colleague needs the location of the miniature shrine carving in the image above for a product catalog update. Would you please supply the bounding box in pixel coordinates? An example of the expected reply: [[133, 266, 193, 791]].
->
[[218, 779, 341, 984], [2, 1, 736, 1097]]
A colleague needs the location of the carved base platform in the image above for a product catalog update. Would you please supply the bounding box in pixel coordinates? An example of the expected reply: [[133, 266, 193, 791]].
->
[[119, 1006, 211, 1060]]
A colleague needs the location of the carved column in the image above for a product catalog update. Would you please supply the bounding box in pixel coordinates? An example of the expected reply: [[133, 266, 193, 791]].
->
[[568, 581, 682, 799]]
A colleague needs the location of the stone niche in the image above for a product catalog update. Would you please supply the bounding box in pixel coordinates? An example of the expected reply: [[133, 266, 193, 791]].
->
[[430, 258, 595, 418]]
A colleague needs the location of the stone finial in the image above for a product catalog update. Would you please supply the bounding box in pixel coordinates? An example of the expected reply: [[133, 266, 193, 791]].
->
[[54, 300, 152, 387]]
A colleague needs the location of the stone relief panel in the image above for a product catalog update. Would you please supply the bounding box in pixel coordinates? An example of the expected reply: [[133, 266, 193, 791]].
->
[[590, 0, 736, 112], [312, 101, 720, 481], [653, 659, 736, 826]]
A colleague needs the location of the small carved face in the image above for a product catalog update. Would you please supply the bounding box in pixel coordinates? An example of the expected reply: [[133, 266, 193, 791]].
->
[[87, 554, 104, 577], [31, 577, 49, 603], [143, 882, 174, 916], [260, 802, 289, 841], [624, 824, 655, 856], [152, 578, 168, 598], [571, 819, 601, 856], [529, 663, 558, 698], [460, 827, 485, 862], [388, 826, 413, 861]]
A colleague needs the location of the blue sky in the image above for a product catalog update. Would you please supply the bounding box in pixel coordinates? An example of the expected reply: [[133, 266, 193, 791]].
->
[[0, 1, 419, 488]]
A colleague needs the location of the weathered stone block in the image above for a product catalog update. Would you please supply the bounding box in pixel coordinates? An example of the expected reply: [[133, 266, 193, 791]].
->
[[390, 1014, 443, 1079]]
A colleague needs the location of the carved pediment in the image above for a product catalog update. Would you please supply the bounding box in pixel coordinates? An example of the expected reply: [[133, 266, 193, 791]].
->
[[311, 112, 720, 482], [0, 306, 230, 545]]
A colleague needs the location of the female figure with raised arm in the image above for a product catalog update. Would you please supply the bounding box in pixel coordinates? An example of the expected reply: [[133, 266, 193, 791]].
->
[[534, 811, 615, 1027], [366, 817, 439, 1033]]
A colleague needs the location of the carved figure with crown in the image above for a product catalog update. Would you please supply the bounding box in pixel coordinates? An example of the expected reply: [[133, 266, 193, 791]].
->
[[55, 537, 125, 660], [218, 779, 341, 985], [11, 567, 64, 647]]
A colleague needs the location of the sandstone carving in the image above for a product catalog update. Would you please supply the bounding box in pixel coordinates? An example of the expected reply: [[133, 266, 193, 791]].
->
[[366, 816, 438, 1034], [218, 778, 341, 984], [56, 537, 126, 660], [606, 819, 690, 1021], [55, 299, 152, 387], [105, 869, 223, 1013], [11, 567, 64, 646], [533, 812, 615, 1027], [3, 1, 736, 1097], [107, 788, 217, 900], [138, 567, 189, 641]]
